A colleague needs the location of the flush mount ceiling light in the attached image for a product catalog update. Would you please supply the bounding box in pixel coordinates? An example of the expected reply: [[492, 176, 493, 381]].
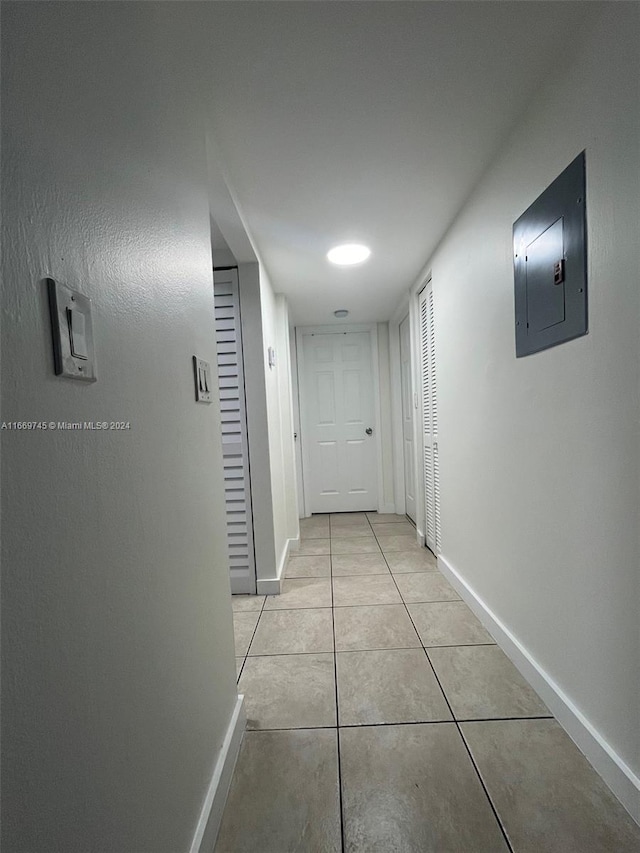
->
[[334, 309, 349, 318], [327, 243, 371, 266]]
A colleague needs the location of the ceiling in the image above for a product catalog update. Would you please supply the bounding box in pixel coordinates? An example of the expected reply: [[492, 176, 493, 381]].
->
[[204, 1, 598, 325]]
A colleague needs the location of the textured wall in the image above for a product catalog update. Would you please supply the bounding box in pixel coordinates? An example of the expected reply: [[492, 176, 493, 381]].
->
[[414, 4, 639, 810], [1, 4, 238, 851]]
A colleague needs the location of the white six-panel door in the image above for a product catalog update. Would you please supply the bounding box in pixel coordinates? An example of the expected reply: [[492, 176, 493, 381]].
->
[[213, 268, 256, 594], [399, 314, 416, 522], [419, 282, 441, 553], [300, 330, 378, 514]]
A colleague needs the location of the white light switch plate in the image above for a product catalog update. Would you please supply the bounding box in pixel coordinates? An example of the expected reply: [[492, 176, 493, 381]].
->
[[47, 278, 97, 382], [193, 356, 213, 403]]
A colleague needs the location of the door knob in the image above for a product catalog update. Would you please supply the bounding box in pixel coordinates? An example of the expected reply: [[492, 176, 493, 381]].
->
[[365, 427, 373, 436]]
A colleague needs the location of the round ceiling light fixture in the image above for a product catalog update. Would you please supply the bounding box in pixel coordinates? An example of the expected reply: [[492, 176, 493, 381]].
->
[[334, 309, 349, 319], [327, 243, 371, 266]]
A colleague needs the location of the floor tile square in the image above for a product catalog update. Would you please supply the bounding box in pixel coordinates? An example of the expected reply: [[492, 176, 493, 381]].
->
[[367, 512, 408, 524], [336, 649, 452, 725], [372, 521, 415, 537], [233, 611, 261, 656], [334, 604, 420, 651], [232, 594, 265, 612], [296, 538, 330, 556], [461, 719, 640, 852], [236, 657, 245, 680], [299, 516, 330, 539], [215, 729, 341, 853], [394, 572, 460, 602], [331, 553, 389, 576], [340, 724, 509, 852], [264, 577, 332, 610], [239, 653, 336, 729], [376, 534, 420, 552], [286, 555, 331, 578], [330, 514, 372, 531], [407, 601, 495, 647], [249, 608, 334, 655], [331, 537, 381, 555], [429, 645, 549, 719], [330, 524, 374, 538], [332, 574, 401, 607], [386, 549, 438, 572]]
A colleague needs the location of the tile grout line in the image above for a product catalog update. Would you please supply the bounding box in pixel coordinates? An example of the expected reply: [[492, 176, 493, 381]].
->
[[243, 715, 554, 733], [379, 530, 515, 853], [454, 723, 515, 852], [238, 588, 270, 679], [329, 514, 346, 853], [245, 640, 498, 658], [261, 602, 487, 612]]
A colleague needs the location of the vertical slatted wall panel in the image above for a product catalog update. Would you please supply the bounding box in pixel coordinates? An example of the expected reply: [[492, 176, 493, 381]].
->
[[428, 287, 441, 551], [213, 269, 256, 594], [420, 282, 440, 553], [420, 291, 436, 548]]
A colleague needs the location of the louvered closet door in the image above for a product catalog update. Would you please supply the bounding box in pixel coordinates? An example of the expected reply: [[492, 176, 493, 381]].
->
[[419, 282, 441, 553], [213, 268, 256, 594]]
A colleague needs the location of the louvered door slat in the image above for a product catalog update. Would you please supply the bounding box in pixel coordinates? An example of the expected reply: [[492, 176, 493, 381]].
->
[[213, 268, 256, 594], [420, 281, 441, 554]]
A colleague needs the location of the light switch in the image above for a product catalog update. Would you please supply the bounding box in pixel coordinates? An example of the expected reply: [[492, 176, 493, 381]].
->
[[47, 278, 96, 381], [193, 356, 212, 403], [66, 307, 89, 359]]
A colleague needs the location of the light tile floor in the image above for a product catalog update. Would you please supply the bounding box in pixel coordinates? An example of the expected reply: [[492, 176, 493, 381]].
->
[[221, 513, 640, 852]]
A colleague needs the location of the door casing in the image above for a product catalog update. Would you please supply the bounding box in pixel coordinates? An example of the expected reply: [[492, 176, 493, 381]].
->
[[399, 313, 417, 522], [295, 324, 385, 517]]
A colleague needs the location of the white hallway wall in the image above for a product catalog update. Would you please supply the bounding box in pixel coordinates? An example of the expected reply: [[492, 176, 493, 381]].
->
[[1, 4, 239, 852], [407, 6, 639, 818]]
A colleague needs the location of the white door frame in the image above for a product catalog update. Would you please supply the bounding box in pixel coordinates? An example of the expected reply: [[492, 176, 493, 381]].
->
[[295, 324, 384, 518], [389, 296, 411, 518]]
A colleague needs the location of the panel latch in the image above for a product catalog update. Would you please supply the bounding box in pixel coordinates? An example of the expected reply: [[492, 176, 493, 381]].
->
[[553, 259, 565, 286]]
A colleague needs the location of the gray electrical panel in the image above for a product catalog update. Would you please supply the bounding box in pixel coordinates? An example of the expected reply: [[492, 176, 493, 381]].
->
[[513, 151, 587, 357]]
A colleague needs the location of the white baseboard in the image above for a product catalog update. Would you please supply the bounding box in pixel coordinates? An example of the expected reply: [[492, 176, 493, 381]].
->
[[379, 502, 397, 514], [437, 553, 640, 826], [416, 528, 425, 547], [256, 535, 298, 595], [256, 577, 282, 595], [189, 694, 246, 853]]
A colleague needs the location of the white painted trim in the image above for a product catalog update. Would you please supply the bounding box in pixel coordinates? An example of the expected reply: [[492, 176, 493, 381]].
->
[[255, 534, 299, 594], [256, 577, 282, 596], [438, 553, 640, 826], [189, 694, 246, 853], [380, 502, 397, 514], [238, 263, 278, 586], [288, 535, 300, 553], [389, 308, 407, 517], [289, 325, 306, 519], [296, 324, 383, 515], [294, 327, 311, 518], [369, 323, 385, 514]]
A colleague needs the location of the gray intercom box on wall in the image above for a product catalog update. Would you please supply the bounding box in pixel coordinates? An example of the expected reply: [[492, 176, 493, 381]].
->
[[513, 151, 587, 357]]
